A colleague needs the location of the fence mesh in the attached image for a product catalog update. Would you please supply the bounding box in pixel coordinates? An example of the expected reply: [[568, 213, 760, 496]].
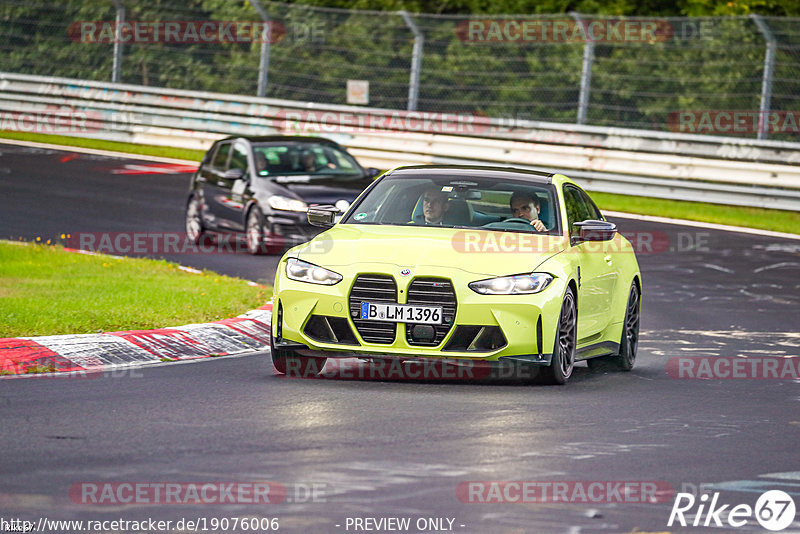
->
[[1, 0, 799, 141]]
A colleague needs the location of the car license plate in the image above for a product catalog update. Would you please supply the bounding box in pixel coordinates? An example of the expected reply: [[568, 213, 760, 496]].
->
[[360, 302, 443, 324]]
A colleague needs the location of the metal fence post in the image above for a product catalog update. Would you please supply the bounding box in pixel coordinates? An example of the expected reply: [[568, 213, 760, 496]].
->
[[399, 11, 423, 112], [751, 15, 776, 141], [111, 0, 125, 83], [249, 0, 271, 98], [570, 12, 594, 125]]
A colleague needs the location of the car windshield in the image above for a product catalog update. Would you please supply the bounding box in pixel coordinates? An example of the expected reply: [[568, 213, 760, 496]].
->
[[252, 142, 362, 179], [342, 173, 562, 234]]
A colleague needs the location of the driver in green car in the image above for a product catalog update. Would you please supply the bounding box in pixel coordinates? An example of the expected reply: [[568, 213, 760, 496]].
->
[[509, 191, 546, 231], [414, 187, 451, 225]]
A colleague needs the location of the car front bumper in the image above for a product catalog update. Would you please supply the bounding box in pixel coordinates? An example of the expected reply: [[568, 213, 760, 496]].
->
[[273, 263, 566, 365]]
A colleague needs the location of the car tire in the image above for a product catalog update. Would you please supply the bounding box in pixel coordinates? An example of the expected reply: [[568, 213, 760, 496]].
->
[[185, 196, 205, 245], [246, 207, 267, 255], [539, 287, 577, 385], [271, 350, 326, 378], [587, 281, 640, 373], [269, 307, 326, 377]]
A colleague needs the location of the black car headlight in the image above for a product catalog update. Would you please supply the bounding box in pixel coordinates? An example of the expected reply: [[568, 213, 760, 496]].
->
[[285, 258, 342, 286], [269, 195, 308, 212], [469, 273, 553, 295]]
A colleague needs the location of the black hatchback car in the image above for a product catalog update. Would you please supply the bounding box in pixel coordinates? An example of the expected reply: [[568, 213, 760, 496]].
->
[[185, 136, 379, 254]]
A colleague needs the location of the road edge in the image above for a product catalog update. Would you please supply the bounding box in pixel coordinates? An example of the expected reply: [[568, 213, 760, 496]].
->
[[0, 303, 273, 378]]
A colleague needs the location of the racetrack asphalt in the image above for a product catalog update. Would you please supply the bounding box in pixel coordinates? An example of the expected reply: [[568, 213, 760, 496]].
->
[[1, 142, 799, 533]]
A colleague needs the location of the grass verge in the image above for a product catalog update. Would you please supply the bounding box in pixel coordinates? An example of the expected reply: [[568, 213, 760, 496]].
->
[[1, 130, 797, 235], [590, 191, 800, 235], [0, 130, 205, 161], [0, 242, 270, 338]]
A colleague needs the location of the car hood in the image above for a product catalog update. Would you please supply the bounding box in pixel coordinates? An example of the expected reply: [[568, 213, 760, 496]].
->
[[293, 224, 569, 277], [271, 175, 373, 205]]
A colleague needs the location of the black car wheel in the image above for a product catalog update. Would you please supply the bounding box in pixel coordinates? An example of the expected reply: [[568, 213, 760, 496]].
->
[[185, 196, 205, 245], [246, 207, 267, 255], [588, 281, 640, 372], [540, 288, 577, 385]]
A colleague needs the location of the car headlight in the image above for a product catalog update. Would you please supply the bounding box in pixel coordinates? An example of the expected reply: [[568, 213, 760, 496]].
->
[[285, 258, 342, 285], [469, 273, 553, 295], [269, 195, 308, 212]]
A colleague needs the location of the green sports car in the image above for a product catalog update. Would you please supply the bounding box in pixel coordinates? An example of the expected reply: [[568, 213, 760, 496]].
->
[[270, 165, 641, 384]]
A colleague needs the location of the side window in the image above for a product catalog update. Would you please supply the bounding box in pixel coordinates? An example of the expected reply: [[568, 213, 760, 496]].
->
[[563, 185, 592, 236], [229, 143, 249, 174], [212, 142, 231, 170], [563, 186, 579, 235], [576, 187, 602, 221]]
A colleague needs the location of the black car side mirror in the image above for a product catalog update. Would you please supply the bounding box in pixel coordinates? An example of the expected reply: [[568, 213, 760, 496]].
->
[[366, 167, 381, 178], [307, 205, 339, 228], [224, 168, 245, 181], [571, 220, 617, 245]]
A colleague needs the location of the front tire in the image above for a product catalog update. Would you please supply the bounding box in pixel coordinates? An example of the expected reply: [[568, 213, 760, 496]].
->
[[270, 306, 326, 377], [185, 196, 205, 245], [540, 288, 577, 385], [587, 281, 640, 372], [246, 207, 267, 255], [271, 350, 326, 377]]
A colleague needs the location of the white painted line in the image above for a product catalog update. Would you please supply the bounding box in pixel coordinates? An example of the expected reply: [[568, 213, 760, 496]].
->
[[0, 137, 197, 165], [605, 210, 800, 240], [177, 265, 203, 274]]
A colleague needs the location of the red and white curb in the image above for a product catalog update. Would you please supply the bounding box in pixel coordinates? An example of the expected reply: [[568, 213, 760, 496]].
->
[[0, 304, 273, 377]]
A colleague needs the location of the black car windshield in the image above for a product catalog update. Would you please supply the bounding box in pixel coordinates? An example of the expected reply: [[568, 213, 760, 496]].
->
[[342, 174, 562, 235], [252, 142, 362, 179]]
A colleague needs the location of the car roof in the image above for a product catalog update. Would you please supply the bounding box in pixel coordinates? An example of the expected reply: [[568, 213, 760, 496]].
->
[[216, 135, 344, 146], [386, 165, 555, 184]]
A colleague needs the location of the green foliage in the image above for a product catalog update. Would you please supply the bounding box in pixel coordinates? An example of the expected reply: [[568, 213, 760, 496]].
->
[[0, 242, 270, 337], [1, 0, 798, 139]]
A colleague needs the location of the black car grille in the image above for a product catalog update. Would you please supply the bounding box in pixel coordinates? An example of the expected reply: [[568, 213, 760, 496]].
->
[[405, 278, 457, 346], [349, 274, 397, 344]]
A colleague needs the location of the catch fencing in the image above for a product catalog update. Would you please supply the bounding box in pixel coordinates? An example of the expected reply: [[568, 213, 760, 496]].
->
[[2, 1, 800, 141]]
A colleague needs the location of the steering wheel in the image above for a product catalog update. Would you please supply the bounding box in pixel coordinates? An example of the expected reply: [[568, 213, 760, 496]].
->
[[503, 218, 533, 225]]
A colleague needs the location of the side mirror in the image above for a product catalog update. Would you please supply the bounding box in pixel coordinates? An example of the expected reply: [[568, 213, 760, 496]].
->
[[307, 205, 339, 228], [572, 220, 617, 245], [224, 168, 245, 180], [366, 167, 381, 178]]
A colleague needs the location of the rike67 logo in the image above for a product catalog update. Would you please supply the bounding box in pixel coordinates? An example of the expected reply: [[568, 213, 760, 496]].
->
[[668, 490, 796, 531]]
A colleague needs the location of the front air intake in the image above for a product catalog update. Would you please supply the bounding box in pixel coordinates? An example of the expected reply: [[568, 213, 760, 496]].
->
[[405, 277, 457, 346], [348, 274, 397, 344]]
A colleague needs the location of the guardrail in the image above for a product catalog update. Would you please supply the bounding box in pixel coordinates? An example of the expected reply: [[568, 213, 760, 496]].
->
[[2, 71, 800, 210]]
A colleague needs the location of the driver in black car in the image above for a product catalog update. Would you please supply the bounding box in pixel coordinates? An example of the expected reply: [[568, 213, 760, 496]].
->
[[509, 192, 546, 231]]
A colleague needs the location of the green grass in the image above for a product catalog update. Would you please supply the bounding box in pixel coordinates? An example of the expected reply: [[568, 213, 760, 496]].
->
[[2, 131, 797, 235], [0, 242, 271, 338], [0, 130, 205, 161], [589, 191, 800, 235]]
